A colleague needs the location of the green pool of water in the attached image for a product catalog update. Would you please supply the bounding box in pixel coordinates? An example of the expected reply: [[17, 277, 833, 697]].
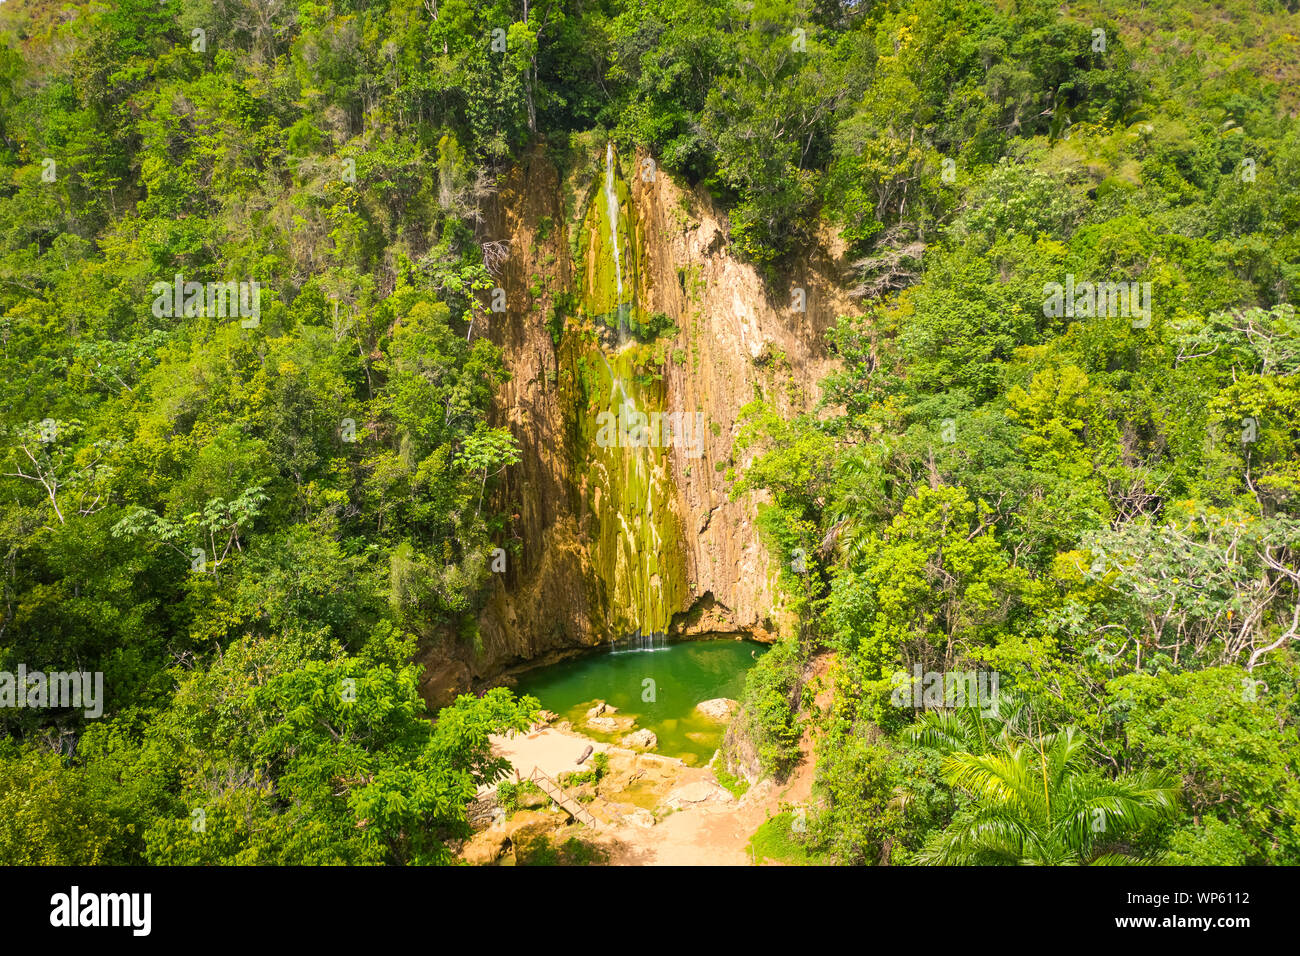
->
[[514, 639, 767, 765]]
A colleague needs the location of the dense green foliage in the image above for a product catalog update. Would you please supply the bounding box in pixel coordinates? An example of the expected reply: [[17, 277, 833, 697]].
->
[[728, 635, 805, 778], [727, 0, 1300, 864], [0, 0, 1294, 865], [0, 0, 544, 864]]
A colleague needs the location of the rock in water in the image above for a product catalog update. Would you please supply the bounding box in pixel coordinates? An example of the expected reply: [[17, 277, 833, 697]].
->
[[622, 728, 658, 750], [695, 698, 740, 721], [588, 716, 618, 732], [585, 700, 618, 719]]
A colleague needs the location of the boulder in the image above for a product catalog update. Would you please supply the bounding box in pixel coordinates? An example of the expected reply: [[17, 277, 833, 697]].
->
[[606, 801, 653, 828], [695, 698, 740, 721], [504, 810, 557, 843], [739, 779, 774, 806], [462, 830, 508, 865], [537, 709, 560, 724], [623, 807, 656, 829], [622, 728, 658, 750], [585, 700, 618, 719], [465, 793, 499, 829], [462, 810, 532, 865], [663, 780, 735, 810], [588, 716, 619, 732]]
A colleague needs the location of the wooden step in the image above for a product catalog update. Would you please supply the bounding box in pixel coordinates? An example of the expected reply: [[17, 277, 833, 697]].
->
[[528, 768, 599, 828]]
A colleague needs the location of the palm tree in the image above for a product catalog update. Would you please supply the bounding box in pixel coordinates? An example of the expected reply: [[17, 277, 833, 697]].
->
[[905, 690, 1030, 755], [919, 727, 1181, 865], [824, 446, 889, 566]]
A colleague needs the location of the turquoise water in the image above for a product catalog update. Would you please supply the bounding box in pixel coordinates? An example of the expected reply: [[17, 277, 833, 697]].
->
[[514, 639, 767, 765]]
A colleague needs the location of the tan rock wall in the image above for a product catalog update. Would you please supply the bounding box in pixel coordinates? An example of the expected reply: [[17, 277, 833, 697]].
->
[[417, 147, 851, 706]]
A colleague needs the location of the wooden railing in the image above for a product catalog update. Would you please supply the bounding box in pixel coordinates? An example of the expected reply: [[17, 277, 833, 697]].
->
[[528, 767, 599, 828]]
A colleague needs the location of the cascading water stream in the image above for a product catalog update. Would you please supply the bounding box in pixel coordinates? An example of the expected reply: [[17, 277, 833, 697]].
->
[[608, 631, 668, 654], [604, 143, 626, 341], [575, 143, 685, 649], [595, 349, 666, 648]]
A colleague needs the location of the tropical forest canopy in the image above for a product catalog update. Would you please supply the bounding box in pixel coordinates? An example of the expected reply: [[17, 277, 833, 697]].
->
[[0, 0, 1296, 865]]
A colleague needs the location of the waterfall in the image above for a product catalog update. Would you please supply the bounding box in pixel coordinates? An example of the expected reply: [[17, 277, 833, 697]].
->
[[597, 351, 665, 649], [604, 143, 625, 336], [577, 145, 687, 649], [597, 352, 634, 426], [609, 631, 668, 654]]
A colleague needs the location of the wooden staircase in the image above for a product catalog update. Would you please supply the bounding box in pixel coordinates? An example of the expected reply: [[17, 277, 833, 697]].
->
[[528, 767, 599, 828]]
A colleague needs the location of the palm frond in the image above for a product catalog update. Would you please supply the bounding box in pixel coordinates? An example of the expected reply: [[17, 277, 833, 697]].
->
[[930, 726, 1183, 865]]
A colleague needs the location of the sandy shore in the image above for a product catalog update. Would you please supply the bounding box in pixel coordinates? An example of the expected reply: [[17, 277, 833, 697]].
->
[[470, 724, 816, 865], [483, 726, 682, 790]]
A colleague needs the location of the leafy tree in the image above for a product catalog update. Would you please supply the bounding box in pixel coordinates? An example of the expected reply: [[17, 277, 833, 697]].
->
[[0, 746, 127, 865], [1109, 667, 1300, 865]]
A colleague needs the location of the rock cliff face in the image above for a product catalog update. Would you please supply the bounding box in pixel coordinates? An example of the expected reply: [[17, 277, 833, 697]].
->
[[417, 144, 851, 705]]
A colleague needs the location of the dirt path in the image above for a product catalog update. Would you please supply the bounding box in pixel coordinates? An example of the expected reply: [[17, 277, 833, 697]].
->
[[595, 731, 817, 866], [603, 797, 762, 866]]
